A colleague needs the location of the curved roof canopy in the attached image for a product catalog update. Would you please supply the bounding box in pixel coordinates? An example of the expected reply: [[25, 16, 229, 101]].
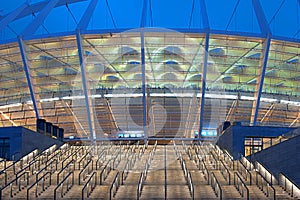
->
[[0, 0, 299, 42], [0, 0, 300, 139]]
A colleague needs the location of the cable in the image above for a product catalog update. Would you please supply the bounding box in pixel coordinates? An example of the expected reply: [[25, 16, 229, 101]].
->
[[105, 0, 117, 29], [225, 0, 240, 31], [66, 3, 78, 25], [268, 0, 285, 25], [188, 0, 195, 29]]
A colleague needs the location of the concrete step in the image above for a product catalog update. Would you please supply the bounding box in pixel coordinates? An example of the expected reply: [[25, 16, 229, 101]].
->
[[221, 185, 242, 199], [194, 185, 217, 199]]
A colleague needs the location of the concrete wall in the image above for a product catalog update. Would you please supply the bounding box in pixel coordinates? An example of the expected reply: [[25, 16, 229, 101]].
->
[[248, 134, 300, 186], [21, 127, 63, 159], [0, 126, 63, 160], [217, 124, 295, 159]]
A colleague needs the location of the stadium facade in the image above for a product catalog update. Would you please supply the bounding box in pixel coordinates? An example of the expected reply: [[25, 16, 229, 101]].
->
[[0, 0, 300, 141]]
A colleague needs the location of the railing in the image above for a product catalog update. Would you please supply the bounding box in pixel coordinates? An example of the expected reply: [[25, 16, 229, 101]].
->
[[99, 160, 112, 185], [234, 172, 249, 200], [220, 160, 231, 185], [56, 159, 75, 184], [223, 149, 235, 170], [27, 171, 51, 199], [78, 152, 91, 170], [137, 172, 145, 200], [109, 171, 120, 200], [279, 172, 300, 198], [54, 171, 74, 200], [197, 155, 210, 184], [209, 152, 219, 170], [96, 151, 106, 170], [237, 160, 252, 185], [210, 172, 222, 199], [179, 157, 194, 198], [255, 170, 275, 199], [79, 159, 93, 185], [255, 161, 276, 185], [0, 171, 29, 199], [82, 171, 97, 200], [241, 157, 254, 171]]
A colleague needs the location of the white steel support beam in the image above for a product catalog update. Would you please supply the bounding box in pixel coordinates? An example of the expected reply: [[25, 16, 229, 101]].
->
[[140, 0, 148, 143], [18, 37, 40, 119], [198, 0, 210, 143], [251, 0, 272, 126], [76, 30, 96, 141]]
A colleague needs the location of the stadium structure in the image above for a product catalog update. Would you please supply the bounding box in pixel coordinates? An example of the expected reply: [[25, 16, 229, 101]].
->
[[0, 0, 299, 199]]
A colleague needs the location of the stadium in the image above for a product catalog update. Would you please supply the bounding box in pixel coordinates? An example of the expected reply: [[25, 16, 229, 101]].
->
[[0, 0, 299, 199]]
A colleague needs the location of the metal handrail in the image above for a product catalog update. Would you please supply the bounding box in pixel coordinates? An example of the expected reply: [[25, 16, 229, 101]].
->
[[234, 172, 249, 200], [220, 159, 231, 185], [54, 171, 74, 200], [223, 149, 235, 169], [209, 152, 219, 170], [27, 171, 51, 199], [109, 171, 120, 200], [255, 170, 276, 199], [78, 151, 91, 170], [255, 161, 276, 185], [56, 159, 75, 184], [0, 171, 29, 199], [99, 160, 112, 185], [198, 156, 210, 184], [137, 172, 144, 200], [79, 159, 93, 185], [279, 172, 300, 198], [237, 159, 252, 185], [82, 171, 97, 200], [210, 172, 222, 199]]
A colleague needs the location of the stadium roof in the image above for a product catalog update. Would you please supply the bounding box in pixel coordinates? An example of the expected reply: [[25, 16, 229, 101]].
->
[[0, 0, 300, 139], [0, 0, 299, 43]]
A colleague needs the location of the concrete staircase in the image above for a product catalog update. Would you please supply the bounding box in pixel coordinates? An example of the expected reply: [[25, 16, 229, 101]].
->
[[0, 141, 297, 199]]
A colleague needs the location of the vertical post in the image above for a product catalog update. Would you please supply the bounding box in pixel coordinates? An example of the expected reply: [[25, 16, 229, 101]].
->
[[198, 0, 210, 143], [251, 0, 272, 125], [76, 30, 96, 142], [140, 0, 148, 144], [18, 37, 39, 119]]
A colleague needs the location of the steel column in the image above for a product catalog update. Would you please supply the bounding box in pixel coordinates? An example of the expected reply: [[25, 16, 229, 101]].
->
[[251, 0, 272, 125], [140, 0, 148, 143], [198, 0, 210, 143], [76, 30, 96, 141], [18, 37, 39, 119]]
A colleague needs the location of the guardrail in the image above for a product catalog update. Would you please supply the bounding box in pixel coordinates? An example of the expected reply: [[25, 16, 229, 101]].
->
[[99, 160, 112, 185], [27, 171, 51, 199], [255, 170, 275, 199], [209, 152, 219, 170], [109, 171, 120, 200], [279, 172, 300, 198], [255, 161, 276, 185], [57, 159, 75, 184], [82, 171, 97, 200], [79, 159, 93, 185], [220, 160, 231, 185], [210, 172, 222, 199], [241, 157, 254, 171], [137, 172, 145, 200], [234, 172, 249, 200], [0, 171, 29, 199], [223, 149, 235, 170], [197, 155, 210, 184], [54, 171, 74, 200], [237, 160, 252, 185]]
